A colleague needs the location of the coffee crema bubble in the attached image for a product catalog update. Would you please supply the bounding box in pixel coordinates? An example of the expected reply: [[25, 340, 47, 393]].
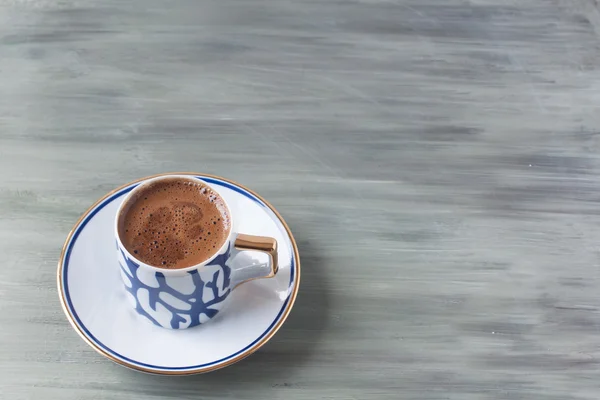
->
[[118, 178, 231, 269]]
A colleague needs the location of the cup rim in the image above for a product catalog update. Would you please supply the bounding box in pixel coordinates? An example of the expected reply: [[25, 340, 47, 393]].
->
[[114, 174, 234, 274]]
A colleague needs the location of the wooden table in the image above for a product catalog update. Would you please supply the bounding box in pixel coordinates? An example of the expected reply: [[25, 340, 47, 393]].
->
[[2, 0, 600, 398]]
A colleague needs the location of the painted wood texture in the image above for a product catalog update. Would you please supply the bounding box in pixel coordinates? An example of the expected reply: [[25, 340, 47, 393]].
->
[[2, 0, 600, 398]]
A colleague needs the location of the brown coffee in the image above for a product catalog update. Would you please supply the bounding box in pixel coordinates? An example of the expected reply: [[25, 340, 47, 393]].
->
[[118, 178, 231, 269]]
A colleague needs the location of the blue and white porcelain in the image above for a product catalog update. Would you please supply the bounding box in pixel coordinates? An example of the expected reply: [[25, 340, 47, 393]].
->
[[115, 174, 280, 329], [58, 173, 300, 374]]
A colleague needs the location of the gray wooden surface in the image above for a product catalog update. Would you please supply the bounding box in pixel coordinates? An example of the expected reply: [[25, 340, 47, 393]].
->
[[2, 0, 600, 398]]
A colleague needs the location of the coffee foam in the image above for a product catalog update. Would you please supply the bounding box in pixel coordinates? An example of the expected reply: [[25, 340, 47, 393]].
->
[[119, 178, 231, 269]]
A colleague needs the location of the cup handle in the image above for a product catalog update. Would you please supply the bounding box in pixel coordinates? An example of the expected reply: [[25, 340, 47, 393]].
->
[[229, 234, 278, 288]]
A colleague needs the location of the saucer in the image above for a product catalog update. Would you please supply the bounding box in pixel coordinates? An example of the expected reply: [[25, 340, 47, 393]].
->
[[57, 173, 300, 375]]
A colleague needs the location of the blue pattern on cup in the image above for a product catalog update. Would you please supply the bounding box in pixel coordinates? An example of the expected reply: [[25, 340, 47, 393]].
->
[[118, 242, 232, 329]]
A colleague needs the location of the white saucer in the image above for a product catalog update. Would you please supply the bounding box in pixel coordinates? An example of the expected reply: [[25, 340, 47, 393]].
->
[[57, 173, 300, 375]]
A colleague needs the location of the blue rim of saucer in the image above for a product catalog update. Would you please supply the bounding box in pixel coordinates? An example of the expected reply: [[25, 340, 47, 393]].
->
[[57, 173, 300, 374]]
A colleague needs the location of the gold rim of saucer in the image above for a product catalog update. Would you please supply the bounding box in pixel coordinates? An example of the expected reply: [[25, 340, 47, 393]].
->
[[56, 172, 301, 375]]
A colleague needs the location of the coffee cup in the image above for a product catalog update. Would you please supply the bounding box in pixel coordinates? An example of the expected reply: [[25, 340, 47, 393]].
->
[[114, 175, 278, 329]]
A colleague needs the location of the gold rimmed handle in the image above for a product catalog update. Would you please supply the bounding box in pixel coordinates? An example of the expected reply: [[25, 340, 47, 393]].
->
[[234, 234, 279, 278]]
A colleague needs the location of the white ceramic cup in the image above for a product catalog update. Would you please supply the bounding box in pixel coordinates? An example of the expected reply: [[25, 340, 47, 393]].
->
[[114, 175, 278, 329]]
